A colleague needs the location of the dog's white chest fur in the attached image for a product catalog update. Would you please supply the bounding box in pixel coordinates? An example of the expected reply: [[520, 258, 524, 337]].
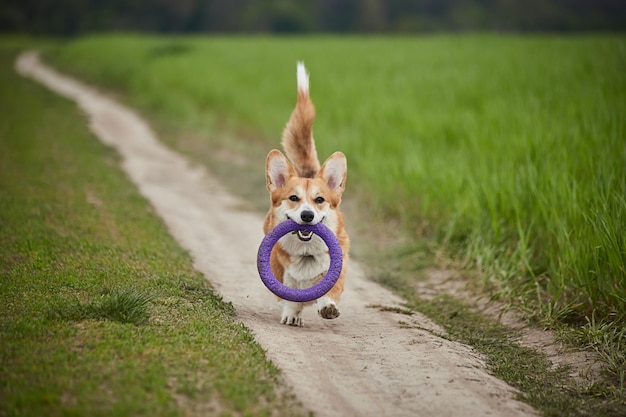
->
[[279, 234, 330, 287], [283, 252, 330, 289]]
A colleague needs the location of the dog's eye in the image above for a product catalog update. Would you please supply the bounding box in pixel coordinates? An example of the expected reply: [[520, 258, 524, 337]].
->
[[314, 197, 325, 204], [289, 195, 300, 202]]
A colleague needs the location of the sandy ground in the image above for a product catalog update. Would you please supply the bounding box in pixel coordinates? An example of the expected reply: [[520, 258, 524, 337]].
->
[[17, 51, 538, 417]]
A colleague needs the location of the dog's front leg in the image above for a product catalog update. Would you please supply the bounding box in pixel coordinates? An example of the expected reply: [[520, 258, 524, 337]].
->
[[316, 270, 344, 319], [280, 301, 304, 326]]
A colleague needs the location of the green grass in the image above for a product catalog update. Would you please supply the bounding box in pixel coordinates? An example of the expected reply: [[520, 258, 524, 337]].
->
[[39, 33, 625, 412], [49, 288, 155, 325], [47, 33, 626, 329], [0, 38, 304, 417]]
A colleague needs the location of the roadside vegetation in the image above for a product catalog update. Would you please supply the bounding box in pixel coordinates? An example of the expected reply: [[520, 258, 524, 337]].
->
[[0, 38, 305, 417], [48, 34, 625, 327], [46, 33, 625, 401], [4, 33, 623, 415]]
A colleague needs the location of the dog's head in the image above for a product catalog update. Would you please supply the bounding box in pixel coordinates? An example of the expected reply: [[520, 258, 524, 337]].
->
[[265, 150, 347, 242]]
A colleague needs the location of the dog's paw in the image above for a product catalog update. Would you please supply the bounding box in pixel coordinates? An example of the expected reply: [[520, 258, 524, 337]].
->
[[281, 313, 303, 327], [280, 302, 304, 326], [318, 302, 340, 320]]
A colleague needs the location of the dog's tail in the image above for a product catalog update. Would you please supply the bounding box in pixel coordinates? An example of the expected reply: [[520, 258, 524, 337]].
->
[[281, 62, 320, 178]]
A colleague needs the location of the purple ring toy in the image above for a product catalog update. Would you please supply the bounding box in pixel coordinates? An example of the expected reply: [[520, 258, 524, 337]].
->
[[257, 219, 343, 302]]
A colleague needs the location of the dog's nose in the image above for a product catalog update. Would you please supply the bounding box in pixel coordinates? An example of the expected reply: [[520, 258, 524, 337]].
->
[[300, 210, 315, 223]]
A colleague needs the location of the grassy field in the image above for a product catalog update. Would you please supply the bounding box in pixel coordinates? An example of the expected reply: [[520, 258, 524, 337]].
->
[[45, 34, 626, 401], [3, 33, 625, 415], [0, 38, 304, 417], [47, 33, 625, 328]]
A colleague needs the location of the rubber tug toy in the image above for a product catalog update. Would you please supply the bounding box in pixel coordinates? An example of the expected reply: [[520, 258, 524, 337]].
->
[[257, 219, 343, 302]]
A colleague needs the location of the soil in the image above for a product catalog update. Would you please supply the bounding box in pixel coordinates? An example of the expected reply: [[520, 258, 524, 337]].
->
[[17, 51, 539, 417], [415, 269, 601, 383]]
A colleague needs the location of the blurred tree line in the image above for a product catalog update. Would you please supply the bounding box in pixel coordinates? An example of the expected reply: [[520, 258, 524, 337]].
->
[[1, 0, 624, 35]]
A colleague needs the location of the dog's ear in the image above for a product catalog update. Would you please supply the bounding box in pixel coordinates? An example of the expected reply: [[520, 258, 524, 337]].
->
[[266, 149, 296, 192], [318, 152, 347, 195]]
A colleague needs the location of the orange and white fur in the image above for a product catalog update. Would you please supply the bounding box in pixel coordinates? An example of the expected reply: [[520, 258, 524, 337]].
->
[[264, 62, 349, 326]]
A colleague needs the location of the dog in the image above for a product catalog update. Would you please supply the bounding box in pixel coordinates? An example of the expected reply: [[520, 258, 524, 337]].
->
[[264, 62, 349, 326]]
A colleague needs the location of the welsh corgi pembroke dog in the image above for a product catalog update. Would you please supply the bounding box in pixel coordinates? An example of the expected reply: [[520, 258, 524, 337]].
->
[[264, 62, 349, 326]]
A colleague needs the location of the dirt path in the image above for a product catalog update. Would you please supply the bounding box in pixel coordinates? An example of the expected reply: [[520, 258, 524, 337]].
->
[[17, 51, 537, 417]]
